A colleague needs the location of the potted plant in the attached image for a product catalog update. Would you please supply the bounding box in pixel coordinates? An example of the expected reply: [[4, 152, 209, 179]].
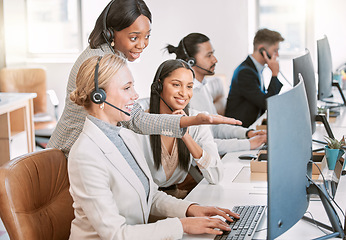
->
[[324, 136, 345, 170]]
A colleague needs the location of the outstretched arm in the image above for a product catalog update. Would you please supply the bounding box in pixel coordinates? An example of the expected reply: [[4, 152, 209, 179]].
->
[[180, 112, 242, 128]]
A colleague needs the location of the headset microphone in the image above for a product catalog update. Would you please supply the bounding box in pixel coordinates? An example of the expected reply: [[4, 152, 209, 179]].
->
[[91, 56, 131, 117], [151, 82, 174, 112], [157, 92, 174, 112], [194, 64, 214, 74], [104, 100, 131, 116]]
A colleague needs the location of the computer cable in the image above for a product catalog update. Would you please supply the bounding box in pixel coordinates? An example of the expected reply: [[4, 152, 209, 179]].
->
[[306, 174, 345, 220], [278, 71, 292, 87], [310, 160, 329, 196], [313, 139, 328, 145], [305, 211, 329, 235], [255, 227, 267, 233], [309, 160, 345, 216]]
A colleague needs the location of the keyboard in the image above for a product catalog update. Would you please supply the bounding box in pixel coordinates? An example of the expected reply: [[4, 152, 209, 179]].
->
[[259, 144, 267, 151], [214, 205, 266, 240]]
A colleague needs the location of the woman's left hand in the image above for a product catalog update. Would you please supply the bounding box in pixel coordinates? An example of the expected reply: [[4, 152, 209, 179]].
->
[[186, 204, 240, 223]]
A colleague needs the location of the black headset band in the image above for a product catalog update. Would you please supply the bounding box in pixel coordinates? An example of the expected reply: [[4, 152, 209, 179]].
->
[[103, 0, 116, 34], [94, 56, 103, 91], [181, 38, 190, 59]]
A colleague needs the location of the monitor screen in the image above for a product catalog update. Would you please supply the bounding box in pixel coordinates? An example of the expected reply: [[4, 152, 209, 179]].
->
[[293, 51, 317, 135], [317, 36, 333, 100], [267, 80, 312, 239]]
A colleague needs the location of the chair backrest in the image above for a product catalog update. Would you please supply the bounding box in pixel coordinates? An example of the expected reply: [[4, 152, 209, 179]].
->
[[0, 68, 47, 114], [0, 149, 74, 240]]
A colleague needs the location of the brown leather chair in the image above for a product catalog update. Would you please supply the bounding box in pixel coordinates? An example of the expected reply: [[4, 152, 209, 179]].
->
[[0, 149, 74, 240], [0, 68, 59, 148]]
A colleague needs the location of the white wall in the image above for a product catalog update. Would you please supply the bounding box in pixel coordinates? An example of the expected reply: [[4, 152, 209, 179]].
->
[[3, 0, 346, 117], [313, 0, 346, 69], [129, 0, 249, 99]]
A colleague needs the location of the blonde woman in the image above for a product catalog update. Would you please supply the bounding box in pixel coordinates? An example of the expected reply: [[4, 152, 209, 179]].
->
[[68, 53, 239, 239]]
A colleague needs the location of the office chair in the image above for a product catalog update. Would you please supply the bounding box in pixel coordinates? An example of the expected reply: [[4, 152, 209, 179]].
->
[[0, 68, 59, 148], [0, 148, 74, 240]]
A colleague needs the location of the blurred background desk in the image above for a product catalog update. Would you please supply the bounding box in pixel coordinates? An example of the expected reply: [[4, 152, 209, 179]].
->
[[0, 93, 36, 164]]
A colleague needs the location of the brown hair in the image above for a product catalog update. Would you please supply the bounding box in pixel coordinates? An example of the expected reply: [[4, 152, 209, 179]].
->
[[70, 52, 126, 109], [253, 28, 284, 49]]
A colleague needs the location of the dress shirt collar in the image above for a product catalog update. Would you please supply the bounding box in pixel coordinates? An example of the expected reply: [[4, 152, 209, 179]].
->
[[249, 54, 265, 74]]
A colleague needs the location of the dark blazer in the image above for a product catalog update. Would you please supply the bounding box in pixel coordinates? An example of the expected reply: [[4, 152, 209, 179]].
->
[[224, 56, 283, 128]]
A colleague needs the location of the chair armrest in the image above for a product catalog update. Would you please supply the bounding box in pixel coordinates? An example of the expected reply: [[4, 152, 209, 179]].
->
[[46, 90, 59, 120], [46, 90, 59, 107]]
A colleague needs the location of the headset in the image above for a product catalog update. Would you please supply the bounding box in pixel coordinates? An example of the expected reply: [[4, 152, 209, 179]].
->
[[102, 0, 116, 54], [151, 62, 174, 112], [181, 38, 213, 74], [90, 56, 131, 116], [181, 38, 196, 67]]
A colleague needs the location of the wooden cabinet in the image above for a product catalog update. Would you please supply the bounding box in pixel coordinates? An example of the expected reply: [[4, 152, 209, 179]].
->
[[0, 93, 36, 165]]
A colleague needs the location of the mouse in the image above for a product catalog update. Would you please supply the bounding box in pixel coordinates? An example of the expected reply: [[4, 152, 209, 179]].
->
[[238, 153, 257, 160]]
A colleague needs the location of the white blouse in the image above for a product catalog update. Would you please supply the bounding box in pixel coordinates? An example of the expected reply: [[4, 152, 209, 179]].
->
[[135, 109, 224, 187]]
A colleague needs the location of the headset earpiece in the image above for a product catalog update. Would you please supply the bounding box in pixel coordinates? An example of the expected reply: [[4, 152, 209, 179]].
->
[[156, 81, 163, 93], [91, 56, 107, 104], [186, 57, 196, 67], [102, 28, 114, 43], [91, 88, 107, 104], [151, 80, 163, 94]]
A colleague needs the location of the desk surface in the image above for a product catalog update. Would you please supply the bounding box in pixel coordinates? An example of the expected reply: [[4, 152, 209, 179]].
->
[[0, 93, 37, 114], [183, 104, 346, 240]]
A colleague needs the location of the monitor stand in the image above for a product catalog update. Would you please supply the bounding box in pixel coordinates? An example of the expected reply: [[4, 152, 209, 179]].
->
[[320, 81, 346, 107], [315, 114, 335, 139], [303, 178, 344, 240], [332, 81, 346, 105]]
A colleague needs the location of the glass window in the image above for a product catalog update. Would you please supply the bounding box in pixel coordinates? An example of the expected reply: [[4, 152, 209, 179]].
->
[[26, 0, 82, 55], [258, 0, 307, 55]]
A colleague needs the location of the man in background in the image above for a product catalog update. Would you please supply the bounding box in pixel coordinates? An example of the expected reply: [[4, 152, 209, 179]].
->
[[224, 28, 284, 128]]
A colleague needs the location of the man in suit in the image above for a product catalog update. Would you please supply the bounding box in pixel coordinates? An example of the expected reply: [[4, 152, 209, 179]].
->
[[224, 28, 284, 128]]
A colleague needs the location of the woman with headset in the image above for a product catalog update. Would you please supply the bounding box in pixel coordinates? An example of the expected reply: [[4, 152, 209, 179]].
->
[[136, 59, 223, 199], [68, 53, 239, 239], [48, 0, 241, 158]]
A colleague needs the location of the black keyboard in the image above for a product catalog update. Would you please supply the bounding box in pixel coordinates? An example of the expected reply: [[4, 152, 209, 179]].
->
[[214, 205, 266, 240]]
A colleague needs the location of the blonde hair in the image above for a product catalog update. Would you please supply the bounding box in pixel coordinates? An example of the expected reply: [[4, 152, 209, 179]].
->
[[70, 52, 127, 109]]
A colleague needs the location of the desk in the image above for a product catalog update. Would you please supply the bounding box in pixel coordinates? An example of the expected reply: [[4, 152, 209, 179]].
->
[[183, 150, 346, 239], [183, 105, 346, 240], [0, 93, 36, 164]]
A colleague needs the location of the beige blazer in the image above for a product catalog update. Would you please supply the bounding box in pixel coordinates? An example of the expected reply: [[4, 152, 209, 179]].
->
[[68, 118, 192, 240]]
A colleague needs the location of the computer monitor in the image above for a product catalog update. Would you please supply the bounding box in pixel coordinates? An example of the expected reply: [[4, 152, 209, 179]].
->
[[266, 80, 344, 239], [267, 80, 312, 239], [293, 50, 317, 135], [317, 36, 346, 105], [293, 50, 335, 139]]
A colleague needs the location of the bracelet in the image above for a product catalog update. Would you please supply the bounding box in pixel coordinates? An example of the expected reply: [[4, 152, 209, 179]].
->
[[245, 129, 255, 139]]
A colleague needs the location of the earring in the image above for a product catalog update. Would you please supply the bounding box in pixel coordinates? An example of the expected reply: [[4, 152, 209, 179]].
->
[[111, 41, 115, 47], [100, 102, 104, 110]]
